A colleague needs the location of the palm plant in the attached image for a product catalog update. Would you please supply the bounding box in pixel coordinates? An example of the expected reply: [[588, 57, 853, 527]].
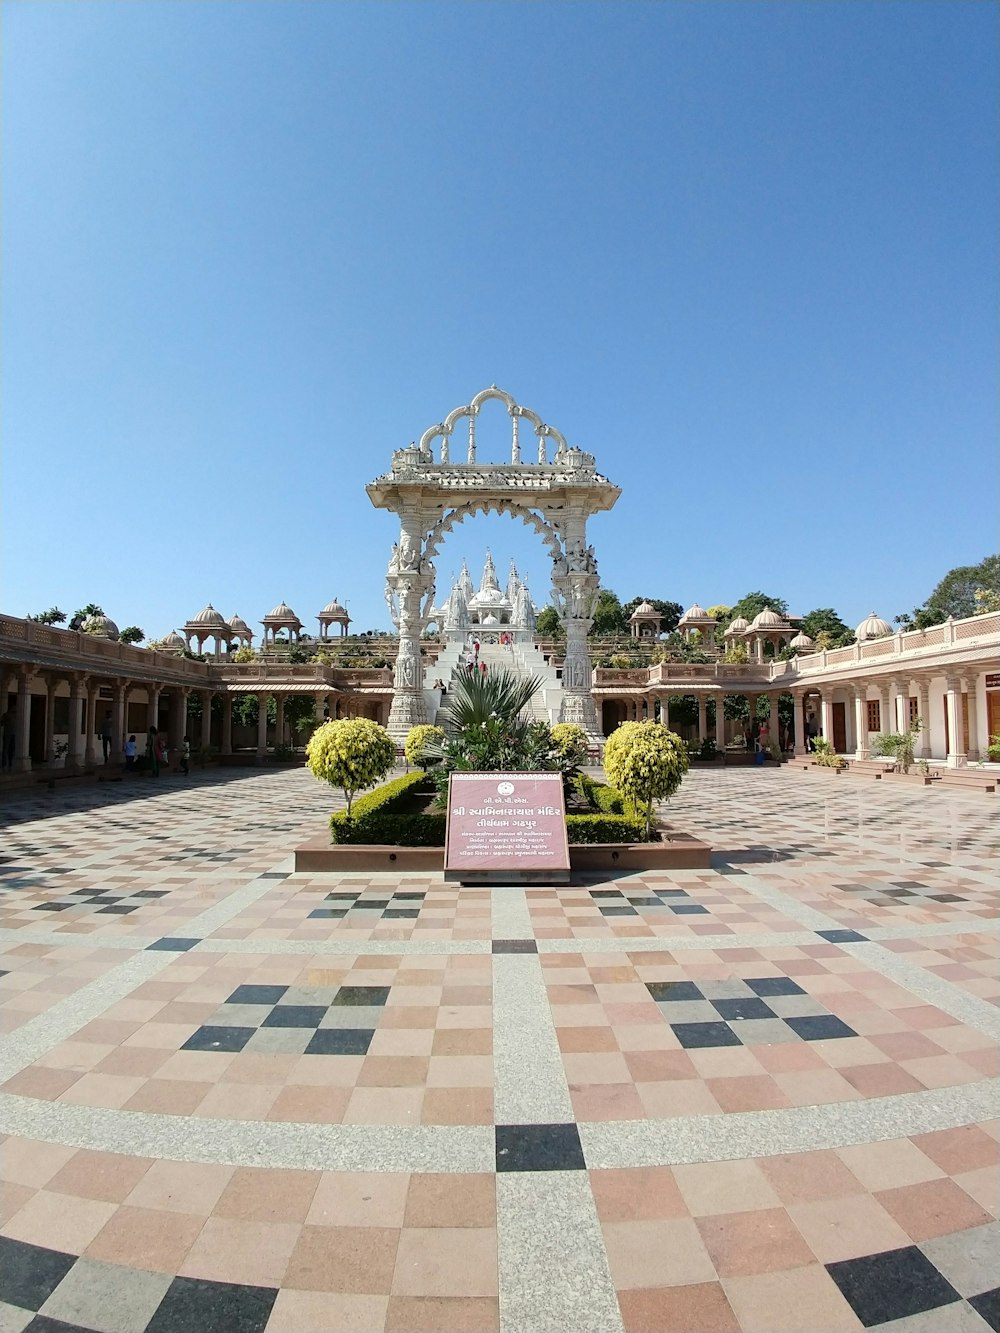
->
[[426, 666, 554, 794]]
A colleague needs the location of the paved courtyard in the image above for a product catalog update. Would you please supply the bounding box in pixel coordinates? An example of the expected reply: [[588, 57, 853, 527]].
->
[[0, 765, 997, 1333]]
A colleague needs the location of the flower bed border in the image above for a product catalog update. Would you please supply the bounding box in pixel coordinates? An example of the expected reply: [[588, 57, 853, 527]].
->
[[294, 825, 712, 874]]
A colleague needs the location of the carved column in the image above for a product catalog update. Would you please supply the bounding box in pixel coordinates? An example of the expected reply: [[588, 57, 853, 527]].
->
[[387, 518, 433, 741], [275, 695, 286, 747], [221, 695, 233, 754], [944, 676, 965, 767], [916, 678, 932, 758], [44, 676, 58, 763], [879, 682, 891, 737], [201, 691, 214, 749], [84, 683, 100, 766], [853, 688, 869, 760], [820, 694, 835, 748], [111, 682, 126, 762], [256, 693, 269, 757], [68, 678, 87, 770], [963, 675, 980, 761], [793, 691, 808, 756], [715, 694, 727, 753], [697, 694, 707, 743], [14, 672, 33, 772]]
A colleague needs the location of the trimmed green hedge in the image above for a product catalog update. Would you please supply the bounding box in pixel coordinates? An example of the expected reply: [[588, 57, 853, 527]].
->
[[565, 814, 647, 843], [331, 772, 647, 846], [330, 772, 446, 846]]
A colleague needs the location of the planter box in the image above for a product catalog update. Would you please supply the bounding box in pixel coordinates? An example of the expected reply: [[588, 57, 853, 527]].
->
[[883, 772, 936, 786], [295, 829, 712, 875]]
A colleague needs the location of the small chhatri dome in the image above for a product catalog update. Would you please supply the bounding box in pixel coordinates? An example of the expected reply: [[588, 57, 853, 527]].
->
[[856, 611, 893, 641], [162, 630, 185, 648], [83, 614, 119, 640], [228, 613, 251, 633], [320, 599, 348, 618], [726, 616, 750, 633], [749, 607, 788, 629], [680, 602, 708, 620], [265, 601, 299, 621], [790, 630, 815, 649], [631, 600, 657, 617], [191, 603, 229, 628]]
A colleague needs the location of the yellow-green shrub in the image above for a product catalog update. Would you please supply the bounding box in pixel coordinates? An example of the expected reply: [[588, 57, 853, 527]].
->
[[603, 720, 689, 838], [306, 718, 396, 816], [404, 724, 445, 768]]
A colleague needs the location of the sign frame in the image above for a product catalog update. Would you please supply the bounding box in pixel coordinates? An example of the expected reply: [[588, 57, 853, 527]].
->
[[444, 771, 570, 885]]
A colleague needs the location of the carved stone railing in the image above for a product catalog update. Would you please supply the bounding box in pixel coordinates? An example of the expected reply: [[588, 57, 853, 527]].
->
[[781, 611, 1000, 677], [0, 615, 209, 681]]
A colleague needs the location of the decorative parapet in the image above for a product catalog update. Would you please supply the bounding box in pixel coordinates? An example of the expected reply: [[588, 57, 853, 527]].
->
[[776, 610, 1000, 679], [0, 615, 210, 682]]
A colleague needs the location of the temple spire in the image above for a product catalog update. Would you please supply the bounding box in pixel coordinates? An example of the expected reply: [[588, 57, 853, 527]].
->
[[479, 548, 500, 594]]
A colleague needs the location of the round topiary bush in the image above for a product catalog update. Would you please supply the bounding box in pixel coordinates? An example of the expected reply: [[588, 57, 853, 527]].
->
[[306, 718, 397, 816], [602, 719, 689, 839], [404, 724, 446, 769], [550, 722, 589, 767]]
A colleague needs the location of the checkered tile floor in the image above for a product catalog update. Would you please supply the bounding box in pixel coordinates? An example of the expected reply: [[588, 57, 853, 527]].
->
[[0, 766, 997, 1332]]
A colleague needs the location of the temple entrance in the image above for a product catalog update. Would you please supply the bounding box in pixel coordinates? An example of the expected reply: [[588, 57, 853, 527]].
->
[[602, 700, 627, 735], [367, 386, 621, 741]]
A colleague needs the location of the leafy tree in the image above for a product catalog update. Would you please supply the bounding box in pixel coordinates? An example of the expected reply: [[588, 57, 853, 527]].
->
[[27, 607, 66, 625], [535, 606, 562, 637], [706, 605, 731, 622], [896, 554, 999, 628], [799, 608, 854, 647], [306, 718, 397, 817], [70, 603, 104, 630], [119, 626, 145, 645], [729, 592, 789, 622], [284, 695, 320, 742], [603, 720, 689, 839], [589, 589, 627, 636], [621, 598, 683, 635], [550, 723, 589, 768]]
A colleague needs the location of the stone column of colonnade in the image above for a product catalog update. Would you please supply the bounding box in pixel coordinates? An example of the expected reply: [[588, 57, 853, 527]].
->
[[853, 686, 870, 760], [221, 695, 233, 755], [820, 693, 834, 748], [43, 676, 58, 764], [963, 674, 980, 761], [916, 678, 932, 759], [793, 691, 808, 757], [697, 694, 708, 744], [274, 695, 285, 749], [256, 693, 270, 757], [66, 678, 87, 769], [944, 675, 966, 768], [714, 693, 726, 752], [14, 671, 34, 772]]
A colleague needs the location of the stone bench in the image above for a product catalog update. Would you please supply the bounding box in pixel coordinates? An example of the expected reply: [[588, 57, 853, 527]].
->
[[936, 772, 996, 793]]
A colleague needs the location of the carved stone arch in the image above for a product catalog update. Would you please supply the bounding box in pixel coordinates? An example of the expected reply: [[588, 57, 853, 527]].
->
[[418, 387, 568, 461], [422, 499, 565, 568]]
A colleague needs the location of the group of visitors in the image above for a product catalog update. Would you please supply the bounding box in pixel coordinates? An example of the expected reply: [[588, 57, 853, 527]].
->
[[0, 706, 191, 775]]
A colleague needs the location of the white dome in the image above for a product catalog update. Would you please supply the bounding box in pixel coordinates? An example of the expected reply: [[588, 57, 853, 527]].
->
[[190, 603, 229, 628], [265, 601, 300, 621], [470, 588, 506, 606], [749, 607, 788, 629], [790, 631, 815, 649], [84, 614, 119, 639], [680, 602, 708, 620], [482, 613, 500, 625], [856, 611, 893, 641], [726, 616, 750, 634], [631, 601, 657, 617]]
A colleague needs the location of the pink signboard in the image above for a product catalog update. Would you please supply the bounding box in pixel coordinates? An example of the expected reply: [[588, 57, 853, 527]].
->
[[444, 772, 570, 884]]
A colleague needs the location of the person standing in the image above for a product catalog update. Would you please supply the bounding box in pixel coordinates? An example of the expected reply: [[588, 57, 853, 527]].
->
[[100, 711, 114, 762], [147, 726, 160, 777], [179, 735, 191, 776], [123, 734, 137, 773]]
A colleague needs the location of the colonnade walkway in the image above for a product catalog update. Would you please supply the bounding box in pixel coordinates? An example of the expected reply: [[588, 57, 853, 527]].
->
[[0, 767, 997, 1333]]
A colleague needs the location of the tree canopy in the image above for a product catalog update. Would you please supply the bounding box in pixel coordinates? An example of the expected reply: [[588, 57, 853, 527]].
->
[[897, 554, 1000, 628], [589, 589, 627, 636], [27, 607, 66, 626], [729, 591, 789, 622], [119, 626, 145, 645], [534, 606, 562, 637], [69, 604, 104, 630], [799, 608, 854, 647]]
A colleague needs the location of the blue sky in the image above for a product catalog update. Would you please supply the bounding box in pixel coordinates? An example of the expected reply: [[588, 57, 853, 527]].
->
[[3, 1, 996, 638]]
